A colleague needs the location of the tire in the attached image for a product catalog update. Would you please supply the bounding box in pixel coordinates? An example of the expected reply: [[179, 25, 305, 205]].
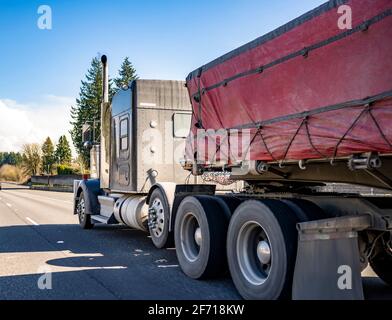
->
[[77, 191, 94, 229], [175, 196, 231, 279], [370, 234, 392, 286], [281, 198, 329, 222], [148, 188, 174, 249], [227, 199, 298, 300], [216, 195, 244, 217]]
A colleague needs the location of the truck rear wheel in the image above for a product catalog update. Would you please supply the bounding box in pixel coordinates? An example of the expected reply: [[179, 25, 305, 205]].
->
[[175, 196, 231, 279], [370, 234, 392, 286], [227, 199, 298, 300], [281, 198, 329, 222], [77, 192, 94, 229], [148, 188, 174, 249]]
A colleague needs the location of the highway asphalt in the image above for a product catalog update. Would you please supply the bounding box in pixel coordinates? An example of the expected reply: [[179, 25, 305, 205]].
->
[[0, 183, 391, 300]]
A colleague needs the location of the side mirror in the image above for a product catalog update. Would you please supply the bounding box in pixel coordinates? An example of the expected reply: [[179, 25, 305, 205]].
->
[[82, 124, 92, 143], [83, 140, 93, 151]]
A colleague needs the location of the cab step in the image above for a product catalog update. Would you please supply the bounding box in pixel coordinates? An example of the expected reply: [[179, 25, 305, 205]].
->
[[98, 195, 120, 218], [91, 214, 118, 225]]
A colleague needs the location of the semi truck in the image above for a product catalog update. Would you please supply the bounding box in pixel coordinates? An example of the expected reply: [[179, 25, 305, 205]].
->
[[73, 0, 392, 299]]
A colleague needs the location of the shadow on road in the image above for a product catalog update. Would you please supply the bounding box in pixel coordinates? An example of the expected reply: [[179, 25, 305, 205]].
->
[[0, 223, 391, 300], [0, 223, 240, 300]]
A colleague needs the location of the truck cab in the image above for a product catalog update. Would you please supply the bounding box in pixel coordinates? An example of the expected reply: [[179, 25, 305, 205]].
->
[[108, 79, 192, 193]]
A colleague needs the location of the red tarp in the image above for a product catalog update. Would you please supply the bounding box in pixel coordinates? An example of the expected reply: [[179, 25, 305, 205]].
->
[[185, 0, 392, 166]]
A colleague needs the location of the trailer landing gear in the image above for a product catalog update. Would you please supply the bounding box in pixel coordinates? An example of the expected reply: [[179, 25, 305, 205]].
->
[[369, 232, 392, 287]]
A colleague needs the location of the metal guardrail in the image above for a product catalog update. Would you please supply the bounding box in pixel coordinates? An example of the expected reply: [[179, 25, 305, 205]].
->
[[31, 175, 82, 187], [30, 175, 83, 193]]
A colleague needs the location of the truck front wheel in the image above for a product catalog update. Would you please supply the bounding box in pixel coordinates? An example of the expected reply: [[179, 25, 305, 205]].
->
[[148, 188, 174, 249], [227, 199, 298, 300], [77, 191, 94, 229]]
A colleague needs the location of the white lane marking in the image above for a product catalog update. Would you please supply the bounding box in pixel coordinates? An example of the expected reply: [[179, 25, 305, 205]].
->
[[7, 190, 72, 204], [155, 259, 168, 264], [26, 217, 39, 226], [158, 265, 179, 268], [57, 241, 64, 244]]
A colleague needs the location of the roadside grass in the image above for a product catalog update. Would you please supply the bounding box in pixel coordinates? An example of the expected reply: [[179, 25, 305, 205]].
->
[[0, 165, 28, 183]]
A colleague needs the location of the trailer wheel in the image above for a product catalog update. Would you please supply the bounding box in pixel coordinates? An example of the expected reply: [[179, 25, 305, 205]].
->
[[216, 195, 244, 216], [370, 234, 392, 287], [77, 192, 94, 229], [175, 196, 231, 279], [281, 199, 329, 222], [148, 188, 174, 249], [227, 199, 298, 300]]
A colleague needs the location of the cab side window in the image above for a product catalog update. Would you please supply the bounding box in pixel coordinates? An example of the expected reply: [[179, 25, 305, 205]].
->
[[173, 113, 192, 138], [120, 118, 129, 151]]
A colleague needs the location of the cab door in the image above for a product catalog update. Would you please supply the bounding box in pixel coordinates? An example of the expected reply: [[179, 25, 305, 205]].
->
[[117, 114, 130, 186], [110, 86, 132, 191]]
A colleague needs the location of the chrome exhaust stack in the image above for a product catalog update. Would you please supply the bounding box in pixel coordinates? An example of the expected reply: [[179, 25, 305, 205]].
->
[[101, 55, 109, 104], [100, 55, 111, 189]]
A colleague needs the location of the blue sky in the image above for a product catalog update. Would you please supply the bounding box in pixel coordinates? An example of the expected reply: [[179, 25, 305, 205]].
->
[[0, 0, 326, 151]]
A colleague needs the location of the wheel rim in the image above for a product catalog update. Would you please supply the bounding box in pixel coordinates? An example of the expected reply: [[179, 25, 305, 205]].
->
[[77, 198, 86, 223], [180, 212, 202, 262], [236, 221, 272, 286], [149, 198, 165, 238]]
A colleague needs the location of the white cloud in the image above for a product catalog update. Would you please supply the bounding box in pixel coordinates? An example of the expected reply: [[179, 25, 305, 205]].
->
[[0, 95, 76, 156]]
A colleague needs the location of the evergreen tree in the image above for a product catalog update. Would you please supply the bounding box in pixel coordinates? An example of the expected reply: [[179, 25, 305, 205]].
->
[[55, 135, 72, 165], [114, 57, 138, 90], [0, 152, 23, 166], [41, 137, 55, 174], [70, 57, 115, 165]]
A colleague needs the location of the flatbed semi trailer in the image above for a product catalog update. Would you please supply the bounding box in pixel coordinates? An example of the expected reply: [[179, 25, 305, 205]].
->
[[74, 0, 392, 299]]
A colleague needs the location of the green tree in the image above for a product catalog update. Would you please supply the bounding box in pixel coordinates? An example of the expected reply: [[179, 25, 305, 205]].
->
[[114, 57, 138, 90], [41, 137, 55, 174], [0, 152, 23, 166], [70, 57, 115, 165], [55, 135, 72, 165], [21, 144, 42, 176]]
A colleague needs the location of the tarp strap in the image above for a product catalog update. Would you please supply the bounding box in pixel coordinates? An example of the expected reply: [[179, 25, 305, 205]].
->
[[190, 8, 392, 99], [331, 105, 370, 162], [233, 90, 392, 130], [304, 117, 329, 159], [196, 68, 204, 129], [193, 92, 392, 165], [369, 108, 392, 149], [331, 102, 392, 163], [279, 118, 307, 167]]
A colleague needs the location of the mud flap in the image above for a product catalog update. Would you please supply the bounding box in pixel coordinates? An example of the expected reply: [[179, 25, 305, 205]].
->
[[292, 215, 372, 300]]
